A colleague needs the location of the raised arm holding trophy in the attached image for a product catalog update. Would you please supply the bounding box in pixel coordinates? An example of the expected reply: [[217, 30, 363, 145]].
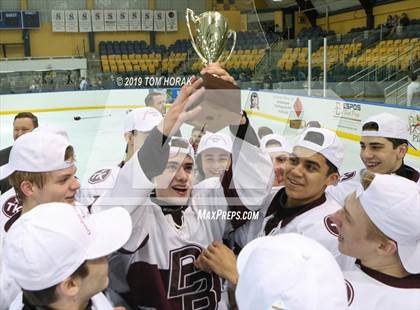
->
[[185, 8, 242, 132]]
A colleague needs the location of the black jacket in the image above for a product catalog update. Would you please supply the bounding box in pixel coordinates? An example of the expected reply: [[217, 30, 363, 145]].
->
[[0, 146, 12, 193]]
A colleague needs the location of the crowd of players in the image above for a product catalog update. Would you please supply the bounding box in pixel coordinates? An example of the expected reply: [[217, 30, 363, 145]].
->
[[0, 64, 419, 310]]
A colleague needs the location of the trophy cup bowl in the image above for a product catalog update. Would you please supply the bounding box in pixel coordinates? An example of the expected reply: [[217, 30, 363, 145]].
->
[[186, 9, 236, 66], [185, 8, 241, 132]]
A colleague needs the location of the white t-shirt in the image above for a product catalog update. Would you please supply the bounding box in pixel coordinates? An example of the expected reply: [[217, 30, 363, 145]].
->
[[344, 262, 420, 310]]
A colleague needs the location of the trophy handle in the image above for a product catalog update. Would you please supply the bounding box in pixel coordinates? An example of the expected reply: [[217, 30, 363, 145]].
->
[[219, 29, 236, 65], [186, 8, 208, 66]]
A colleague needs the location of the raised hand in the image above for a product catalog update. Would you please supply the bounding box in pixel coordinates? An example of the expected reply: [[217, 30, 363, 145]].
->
[[201, 63, 236, 85], [158, 76, 204, 137]]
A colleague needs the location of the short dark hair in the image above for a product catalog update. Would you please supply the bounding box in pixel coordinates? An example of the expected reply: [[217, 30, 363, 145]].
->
[[409, 72, 418, 81], [22, 262, 89, 307], [362, 121, 408, 149], [257, 126, 273, 139], [325, 158, 339, 176], [145, 93, 163, 106], [14, 112, 38, 128]]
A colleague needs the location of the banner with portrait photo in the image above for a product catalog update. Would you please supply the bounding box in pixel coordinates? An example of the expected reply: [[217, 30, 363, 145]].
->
[[78, 10, 92, 32], [117, 9, 129, 31], [104, 10, 117, 31], [129, 9, 141, 31], [153, 10, 165, 32], [166, 10, 177, 31], [92, 10, 104, 32], [65, 10, 78, 32], [51, 10, 65, 32], [142, 10, 153, 31]]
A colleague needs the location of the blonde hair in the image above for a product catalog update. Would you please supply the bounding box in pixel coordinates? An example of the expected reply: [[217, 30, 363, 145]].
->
[[9, 146, 75, 203]]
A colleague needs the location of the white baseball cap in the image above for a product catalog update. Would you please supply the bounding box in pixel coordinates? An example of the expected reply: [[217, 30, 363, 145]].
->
[[32, 125, 69, 140], [362, 113, 410, 140], [358, 173, 420, 274], [3, 202, 132, 290], [170, 137, 195, 163], [196, 133, 232, 156], [236, 234, 348, 310], [294, 127, 344, 169], [0, 130, 74, 180], [260, 133, 292, 154], [124, 107, 163, 133]]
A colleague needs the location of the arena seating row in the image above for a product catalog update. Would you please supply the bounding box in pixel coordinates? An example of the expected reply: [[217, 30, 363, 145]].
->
[[98, 31, 277, 74], [347, 38, 419, 70], [190, 49, 265, 71], [276, 42, 362, 71]]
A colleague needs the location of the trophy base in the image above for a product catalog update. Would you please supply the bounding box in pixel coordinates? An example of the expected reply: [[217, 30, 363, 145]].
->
[[186, 73, 242, 132]]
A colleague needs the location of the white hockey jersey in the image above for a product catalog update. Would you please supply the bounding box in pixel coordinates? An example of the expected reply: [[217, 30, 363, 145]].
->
[[233, 187, 354, 269], [327, 165, 420, 207], [0, 188, 21, 310], [109, 180, 229, 309], [94, 131, 274, 310], [344, 262, 420, 310], [77, 165, 121, 207]]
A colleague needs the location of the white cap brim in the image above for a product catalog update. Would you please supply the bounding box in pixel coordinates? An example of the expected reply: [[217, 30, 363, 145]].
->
[[85, 207, 132, 259], [398, 241, 420, 274], [0, 164, 14, 180]]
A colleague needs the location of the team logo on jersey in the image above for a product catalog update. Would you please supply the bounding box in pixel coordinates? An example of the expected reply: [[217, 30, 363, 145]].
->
[[345, 279, 355, 306], [339, 171, 356, 182], [2, 195, 22, 218], [168, 245, 219, 309], [88, 168, 112, 184], [324, 216, 339, 237]]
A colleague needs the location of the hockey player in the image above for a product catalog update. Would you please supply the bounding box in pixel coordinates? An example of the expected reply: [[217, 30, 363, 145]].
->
[[93, 66, 273, 309], [195, 128, 353, 285], [259, 133, 292, 187], [195, 132, 232, 182], [0, 129, 79, 309], [4, 202, 132, 309], [77, 107, 162, 206], [327, 112, 419, 206], [329, 172, 420, 309]]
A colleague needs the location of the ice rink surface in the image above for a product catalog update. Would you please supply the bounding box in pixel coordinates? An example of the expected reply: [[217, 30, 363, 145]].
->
[[1, 106, 419, 183]]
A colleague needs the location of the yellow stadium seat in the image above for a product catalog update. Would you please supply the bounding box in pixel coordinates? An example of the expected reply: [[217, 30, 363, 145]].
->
[[125, 63, 133, 72]]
